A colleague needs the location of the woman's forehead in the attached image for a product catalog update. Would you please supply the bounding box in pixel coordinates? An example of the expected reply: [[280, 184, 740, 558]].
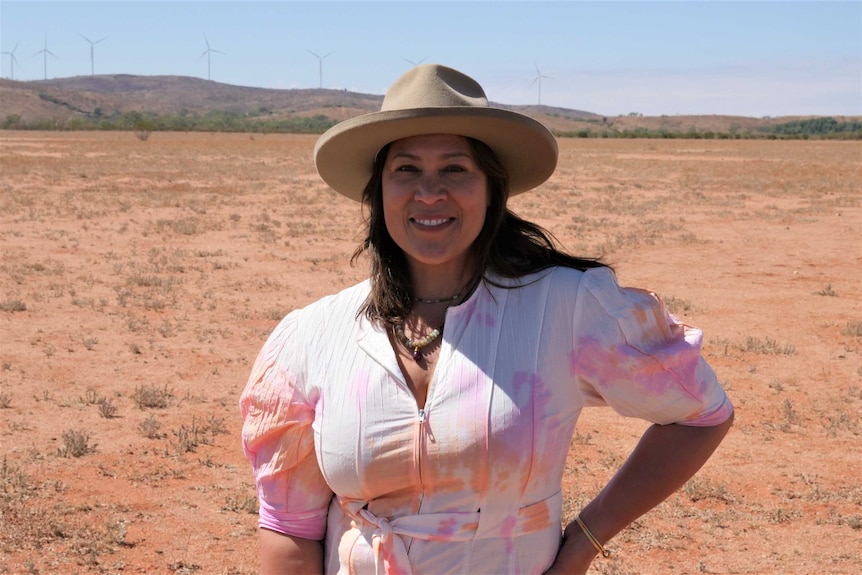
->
[[386, 134, 474, 158]]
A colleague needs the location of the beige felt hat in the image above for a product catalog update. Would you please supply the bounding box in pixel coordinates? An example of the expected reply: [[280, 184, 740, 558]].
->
[[313, 64, 559, 202]]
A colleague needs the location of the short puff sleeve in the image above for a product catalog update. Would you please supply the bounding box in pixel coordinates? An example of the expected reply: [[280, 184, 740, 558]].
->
[[239, 311, 333, 539], [571, 267, 733, 427]]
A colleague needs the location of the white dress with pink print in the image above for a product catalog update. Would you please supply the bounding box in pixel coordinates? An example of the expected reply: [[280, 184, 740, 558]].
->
[[240, 266, 733, 575]]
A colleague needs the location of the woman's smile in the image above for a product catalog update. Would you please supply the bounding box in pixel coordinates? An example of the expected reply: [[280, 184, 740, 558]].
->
[[411, 216, 454, 229]]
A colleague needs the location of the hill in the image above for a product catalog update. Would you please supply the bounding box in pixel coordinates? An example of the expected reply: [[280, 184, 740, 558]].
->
[[1, 74, 858, 137]]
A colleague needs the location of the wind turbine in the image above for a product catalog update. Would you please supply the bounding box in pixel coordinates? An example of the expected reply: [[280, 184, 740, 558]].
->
[[1, 41, 21, 80], [34, 35, 58, 80], [403, 57, 426, 67], [530, 64, 552, 106], [79, 34, 107, 76], [307, 50, 333, 89], [199, 35, 224, 81]]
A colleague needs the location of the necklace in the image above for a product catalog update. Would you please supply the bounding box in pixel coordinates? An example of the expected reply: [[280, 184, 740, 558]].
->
[[395, 324, 442, 362], [415, 292, 463, 305], [414, 275, 482, 305]]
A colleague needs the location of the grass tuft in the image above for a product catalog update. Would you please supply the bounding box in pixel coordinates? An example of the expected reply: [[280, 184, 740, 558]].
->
[[132, 384, 174, 409], [58, 429, 97, 458]]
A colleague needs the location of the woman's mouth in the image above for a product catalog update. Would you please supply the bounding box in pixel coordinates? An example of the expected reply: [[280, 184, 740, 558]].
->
[[412, 217, 453, 228]]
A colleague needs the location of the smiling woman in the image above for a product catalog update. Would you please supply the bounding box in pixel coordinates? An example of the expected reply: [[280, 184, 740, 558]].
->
[[239, 64, 734, 575]]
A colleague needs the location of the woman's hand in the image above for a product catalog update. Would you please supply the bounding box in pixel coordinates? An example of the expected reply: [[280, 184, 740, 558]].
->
[[543, 522, 598, 574]]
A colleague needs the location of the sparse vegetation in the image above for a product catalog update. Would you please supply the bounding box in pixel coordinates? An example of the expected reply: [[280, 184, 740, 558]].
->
[[58, 429, 97, 457], [842, 321, 862, 337], [815, 283, 838, 296], [0, 132, 858, 573], [137, 414, 163, 439], [97, 397, 118, 419], [0, 299, 27, 312], [741, 336, 797, 356], [132, 384, 174, 409]]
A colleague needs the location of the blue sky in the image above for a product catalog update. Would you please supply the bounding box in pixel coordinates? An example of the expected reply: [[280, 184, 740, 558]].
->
[[1, 1, 860, 117]]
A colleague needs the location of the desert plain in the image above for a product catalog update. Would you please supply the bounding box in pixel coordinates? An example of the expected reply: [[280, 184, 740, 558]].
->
[[0, 131, 860, 574]]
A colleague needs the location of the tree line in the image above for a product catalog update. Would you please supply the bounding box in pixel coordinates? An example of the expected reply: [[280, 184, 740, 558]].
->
[[2, 108, 860, 140], [1, 109, 338, 134]]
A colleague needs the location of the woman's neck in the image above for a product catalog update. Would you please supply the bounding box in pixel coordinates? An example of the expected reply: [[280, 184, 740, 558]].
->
[[409, 261, 478, 303]]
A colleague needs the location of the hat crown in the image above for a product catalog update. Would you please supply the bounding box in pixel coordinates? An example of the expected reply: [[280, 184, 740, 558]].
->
[[381, 64, 489, 112]]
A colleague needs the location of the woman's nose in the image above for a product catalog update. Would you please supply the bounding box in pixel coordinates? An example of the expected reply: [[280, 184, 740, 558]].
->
[[414, 174, 446, 203]]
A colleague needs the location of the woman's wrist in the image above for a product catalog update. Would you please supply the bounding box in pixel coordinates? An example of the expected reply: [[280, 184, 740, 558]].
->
[[573, 515, 611, 558], [546, 521, 602, 574]]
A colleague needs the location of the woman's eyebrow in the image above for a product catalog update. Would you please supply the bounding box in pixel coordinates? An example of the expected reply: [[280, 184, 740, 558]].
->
[[390, 151, 472, 161]]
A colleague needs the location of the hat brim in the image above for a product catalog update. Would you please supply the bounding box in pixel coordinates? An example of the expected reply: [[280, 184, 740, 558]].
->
[[314, 107, 558, 202]]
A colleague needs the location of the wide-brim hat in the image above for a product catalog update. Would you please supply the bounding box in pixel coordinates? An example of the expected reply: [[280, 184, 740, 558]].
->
[[314, 64, 559, 202]]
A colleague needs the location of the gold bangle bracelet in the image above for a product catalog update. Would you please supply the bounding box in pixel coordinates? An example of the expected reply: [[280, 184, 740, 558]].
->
[[574, 515, 611, 558]]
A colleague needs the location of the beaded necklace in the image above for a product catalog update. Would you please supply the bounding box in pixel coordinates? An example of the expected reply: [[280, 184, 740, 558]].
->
[[395, 324, 442, 362]]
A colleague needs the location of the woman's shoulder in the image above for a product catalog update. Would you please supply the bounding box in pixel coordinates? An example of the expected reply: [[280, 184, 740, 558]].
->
[[487, 265, 615, 294], [269, 280, 370, 344], [289, 279, 370, 321]]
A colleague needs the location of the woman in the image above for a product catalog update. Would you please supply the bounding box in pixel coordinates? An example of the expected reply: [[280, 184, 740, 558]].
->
[[240, 64, 734, 575]]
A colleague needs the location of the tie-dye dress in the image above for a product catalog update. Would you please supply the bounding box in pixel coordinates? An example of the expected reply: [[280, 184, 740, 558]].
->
[[240, 266, 733, 575]]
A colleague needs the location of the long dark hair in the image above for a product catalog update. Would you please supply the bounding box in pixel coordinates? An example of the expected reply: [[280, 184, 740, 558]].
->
[[351, 137, 607, 326]]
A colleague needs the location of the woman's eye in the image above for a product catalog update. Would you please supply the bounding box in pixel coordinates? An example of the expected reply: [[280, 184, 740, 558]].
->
[[395, 165, 420, 172], [443, 165, 467, 173]]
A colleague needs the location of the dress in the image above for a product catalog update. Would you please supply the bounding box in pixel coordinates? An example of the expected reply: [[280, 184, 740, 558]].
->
[[240, 266, 733, 575]]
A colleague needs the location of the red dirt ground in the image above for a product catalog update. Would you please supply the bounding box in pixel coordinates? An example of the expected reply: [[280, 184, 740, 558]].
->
[[1, 132, 859, 574]]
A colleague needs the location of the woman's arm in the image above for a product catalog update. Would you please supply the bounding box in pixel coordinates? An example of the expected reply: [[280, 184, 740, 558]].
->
[[259, 528, 324, 575], [547, 412, 734, 574]]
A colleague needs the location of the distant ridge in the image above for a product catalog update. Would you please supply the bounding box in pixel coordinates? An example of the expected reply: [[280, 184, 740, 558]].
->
[[1, 74, 857, 136], [0, 75, 385, 122]]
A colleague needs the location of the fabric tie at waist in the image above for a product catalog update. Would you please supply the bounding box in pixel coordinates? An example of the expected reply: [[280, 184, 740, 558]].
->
[[341, 491, 561, 575]]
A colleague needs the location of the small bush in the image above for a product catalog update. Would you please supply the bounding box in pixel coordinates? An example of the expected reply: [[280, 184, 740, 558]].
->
[[171, 415, 229, 455], [222, 492, 258, 514], [137, 415, 163, 439], [779, 399, 802, 432], [684, 477, 735, 503], [97, 397, 117, 419], [0, 299, 27, 313], [1, 455, 32, 493], [59, 429, 97, 457], [742, 336, 796, 355], [132, 384, 173, 409], [663, 295, 695, 315], [81, 335, 99, 351], [842, 321, 862, 337]]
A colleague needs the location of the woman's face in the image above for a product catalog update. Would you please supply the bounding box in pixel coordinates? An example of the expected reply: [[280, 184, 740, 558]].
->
[[381, 134, 489, 278]]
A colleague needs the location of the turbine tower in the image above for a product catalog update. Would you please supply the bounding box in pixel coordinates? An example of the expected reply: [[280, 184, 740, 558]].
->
[[307, 50, 333, 89], [530, 64, 552, 106], [34, 35, 58, 80], [1, 41, 21, 80], [79, 34, 107, 76], [199, 35, 224, 81]]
